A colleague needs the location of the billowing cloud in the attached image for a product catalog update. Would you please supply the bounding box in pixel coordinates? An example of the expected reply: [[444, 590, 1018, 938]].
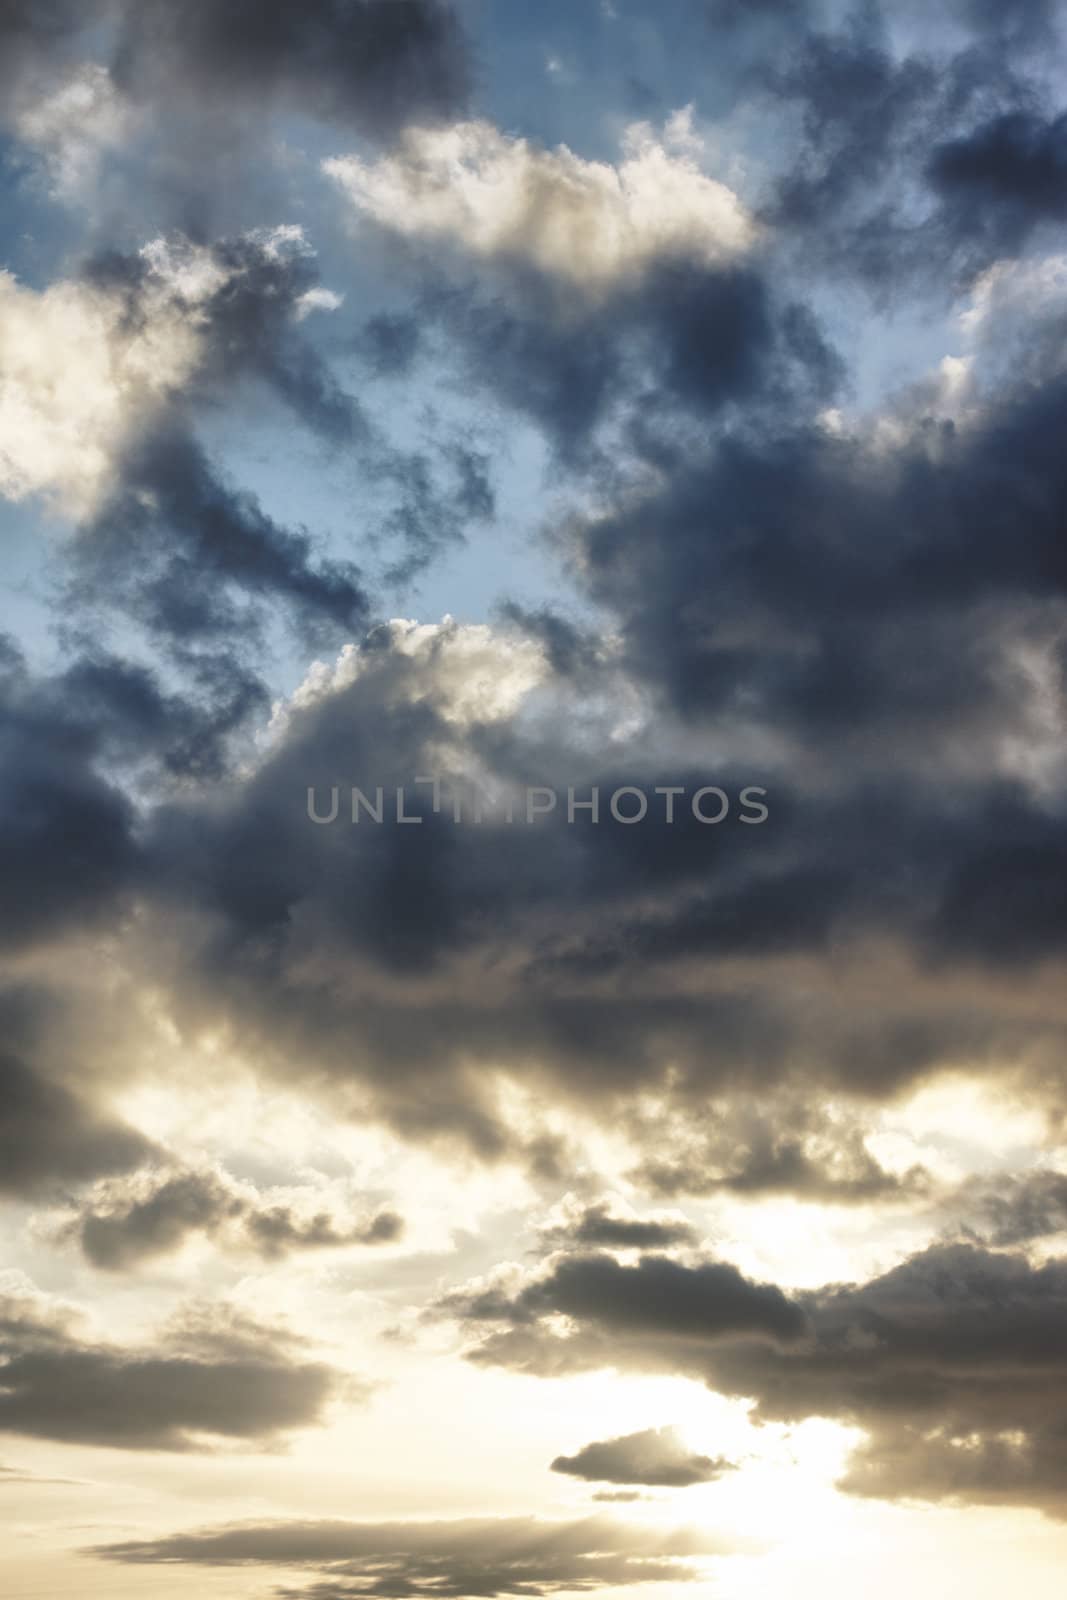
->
[[326, 111, 755, 296]]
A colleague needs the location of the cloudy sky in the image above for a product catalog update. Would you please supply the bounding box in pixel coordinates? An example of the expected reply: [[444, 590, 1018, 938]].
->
[[3, 1, 1067, 1596]]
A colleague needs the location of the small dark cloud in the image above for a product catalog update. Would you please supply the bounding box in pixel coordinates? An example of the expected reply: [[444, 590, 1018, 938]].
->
[[540, 1202, 697, 1252], [357, 312, 422, 379], [552, 1425, 734, 1487], [57, 1165, 404, 1270]]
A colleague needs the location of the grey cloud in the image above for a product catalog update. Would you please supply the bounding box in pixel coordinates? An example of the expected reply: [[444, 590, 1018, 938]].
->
[[107, 232, 365, 445], [927, 109, 1067, 258], [448, 1239, 1067, 1517], [111, 0, 470, 138], [77, 423, 372, 648], [64, 233, 375, 647], [757, 4, 1063, 289], [540, 1203, 698, 1252], [94, 1511, 730, 1595], [0, 980, 155, 1201], [0, 1052, 152, 1200], [840, 1416, 1067, 1515], [0, 654, 139, 952], [947, 1169, 1067, 1246], [440, 1250, 808, 1350], [428, 259, 841, 467], [123, 620, 1067, 1164], [0, 2, 470, 138], [0, 1291, 343, 1452], [633, 1104, 929, 1206], [551, 1425, 734, 1487]]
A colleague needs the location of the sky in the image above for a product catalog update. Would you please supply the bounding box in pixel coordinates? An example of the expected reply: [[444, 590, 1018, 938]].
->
[[3, 1, 1067, 1596]]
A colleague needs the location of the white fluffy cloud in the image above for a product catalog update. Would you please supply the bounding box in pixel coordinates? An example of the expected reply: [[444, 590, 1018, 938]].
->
[[0, 252, 210, 518], [0, 228, 309, 520], [273, 616, 550, 737], [325, 110, 755, 294]]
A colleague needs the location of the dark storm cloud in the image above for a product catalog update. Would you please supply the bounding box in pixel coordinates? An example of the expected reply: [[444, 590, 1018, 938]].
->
[[429, 259, 841, 464], [58, 1165, 404, 1269], [0, 645, 139, 951], [568, 360, 1067, 770], [120, 613, 1067, 1162], [56, 650, 269, 781], [551, 1425, 734, 1487], [111, 0, 470, 137], [0, 1291, 342, 1451], [4, 0, 1067, 1211], [927, 110, 1067, 257], [447, 1239, 1067, 1516], [0, 634, 266, 976], [0, 2, 470, 135], [735, 1, 1067, 290], [710, 1243, 1067, 1517], [94, 1512, 727, 1594], [77, 425, 371, 647]]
